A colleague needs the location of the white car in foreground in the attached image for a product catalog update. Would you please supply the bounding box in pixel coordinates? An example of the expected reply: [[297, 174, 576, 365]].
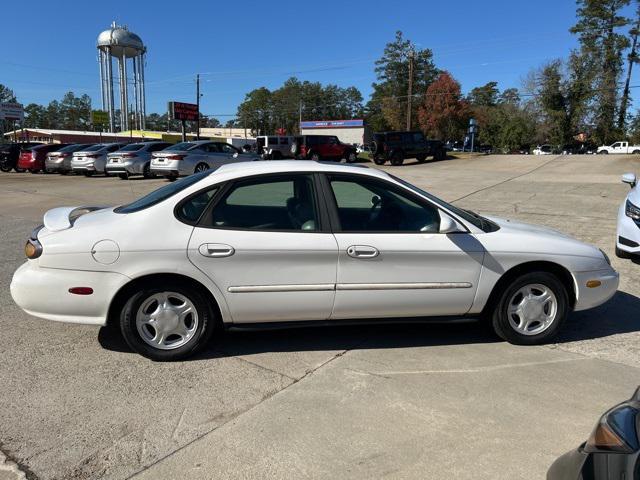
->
[[11, 161, 619, 361], [616, 172, 640, 258]]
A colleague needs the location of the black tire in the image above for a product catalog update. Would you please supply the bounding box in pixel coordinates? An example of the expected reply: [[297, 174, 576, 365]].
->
[[166, 175, 178, 182], [143, 163, 154, 179], [370, 140, 381, 155], [616, 246, 632, 259], [633, 150, 640, 155], [14, 167, 25, 173], [310, 151, 321, 161], [84, 171, 94, 177], [194, 163, 209, 173], [372, 155, 386, 165], [345, 150, 357, 163], [0, 163, 12, 173], [598, 150, 608, 154], [29, 169, 40, 174], [416, 154, 427, 163], [118, 173, 129, 180], [434, 147, 446, 161], [119, 283, 217, 361], [390, 151, 404, 166], [491, 271, 569, 345]]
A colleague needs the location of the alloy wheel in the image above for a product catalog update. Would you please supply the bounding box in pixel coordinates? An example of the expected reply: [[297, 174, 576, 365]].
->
[[135, 292, 199, 350], [507, 283, 557, 335]]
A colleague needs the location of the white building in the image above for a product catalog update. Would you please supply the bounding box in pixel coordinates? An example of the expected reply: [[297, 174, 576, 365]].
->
[[299, 119, 371, 145]]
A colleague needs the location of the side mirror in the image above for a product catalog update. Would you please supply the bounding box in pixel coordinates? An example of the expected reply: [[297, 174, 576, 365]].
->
[[622, 172, 637, 188], [439, 214, 465, 234], [371, 195, 381, 207]]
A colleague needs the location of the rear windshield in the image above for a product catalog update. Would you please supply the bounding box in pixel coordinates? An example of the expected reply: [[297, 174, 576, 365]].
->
[[114, 170, 214, 214], [84, 144, 106, 152], [117, 143, 145, 152], [165, 142, 197, 151], [59, 144, 92, 153]]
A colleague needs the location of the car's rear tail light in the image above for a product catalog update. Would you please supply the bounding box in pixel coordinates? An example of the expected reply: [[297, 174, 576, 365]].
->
[[58, 153, 70, 158], [68, 287, 94, 295], [85, 154, 99, 158], [120, 153, 137, 158], [166, 154, 185, 160]]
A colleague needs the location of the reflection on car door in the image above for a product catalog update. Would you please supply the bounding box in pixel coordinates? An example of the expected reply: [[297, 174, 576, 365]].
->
[[187, 173, 338, 323], [324, 174, 484, 319]]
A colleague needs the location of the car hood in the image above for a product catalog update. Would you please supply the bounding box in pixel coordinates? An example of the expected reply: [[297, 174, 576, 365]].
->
[[483, 215, 603, 259]]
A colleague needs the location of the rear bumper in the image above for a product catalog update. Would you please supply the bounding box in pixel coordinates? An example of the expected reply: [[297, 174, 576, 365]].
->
[[10, 261, 130, 326], [45, 159, 65, 172], [151, 160, 184, 176]]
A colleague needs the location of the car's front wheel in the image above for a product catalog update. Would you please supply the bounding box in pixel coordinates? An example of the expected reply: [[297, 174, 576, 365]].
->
[[491, 272, 568, 345], [120, 285, 216, 361]]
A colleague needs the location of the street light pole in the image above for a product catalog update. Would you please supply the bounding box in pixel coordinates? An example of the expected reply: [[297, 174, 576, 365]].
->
[[406, 48, 414, 131], [196, 73, 201, 140]]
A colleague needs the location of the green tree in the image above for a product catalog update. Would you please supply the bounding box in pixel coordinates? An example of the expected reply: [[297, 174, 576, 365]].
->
[[468, 81, 500, 107], [571, 0, 631, 143], [367, 31, 439, 130], [0, 84, 16, 103], [418, 71, 470, 140]]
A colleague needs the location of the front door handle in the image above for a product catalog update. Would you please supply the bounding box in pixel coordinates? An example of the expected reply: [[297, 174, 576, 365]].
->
[[346, 245, 379, 258], [198, 243, 235, 258]]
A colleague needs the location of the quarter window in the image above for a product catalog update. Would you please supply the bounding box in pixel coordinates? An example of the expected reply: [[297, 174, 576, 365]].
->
[[329, 176, 440, 233], [177, 188, 219, 224], [208, 175, 318, 231]]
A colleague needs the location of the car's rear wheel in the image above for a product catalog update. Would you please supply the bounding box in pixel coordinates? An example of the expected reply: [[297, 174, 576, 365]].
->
[[118, 173, 128, 180], [0, 163, 12, 173], [14, 167, 25, 173], [390, 151, 404, 166], [416, 154, 427, 163], [598, 150, 608, 154], [84, 171, 94, 177], [633, 150, 640, 155], [492, 272, 568, 345], [345, 151, 357, 163], [166, 175, 177, 182], [120, 285, 216, 361], [372, 155, 386, 165], [142, 163, 154, 179], [194, 163, 209, 173]]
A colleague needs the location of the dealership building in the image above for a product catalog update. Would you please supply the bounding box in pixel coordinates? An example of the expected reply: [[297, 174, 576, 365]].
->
[[299, 119, 371, 145]]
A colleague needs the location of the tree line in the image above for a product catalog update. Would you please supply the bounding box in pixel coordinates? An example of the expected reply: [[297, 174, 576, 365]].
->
[[3, 0, 640, 150]]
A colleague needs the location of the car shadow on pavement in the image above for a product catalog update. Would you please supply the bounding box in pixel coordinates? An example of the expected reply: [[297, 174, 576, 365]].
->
[[97, 290, 640, 360]]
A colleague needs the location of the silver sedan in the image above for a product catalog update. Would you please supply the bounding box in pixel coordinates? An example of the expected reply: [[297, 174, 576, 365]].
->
[[105, 141, 172, 179], [150, 140, 260, 180], [71, 143, 125, 176]]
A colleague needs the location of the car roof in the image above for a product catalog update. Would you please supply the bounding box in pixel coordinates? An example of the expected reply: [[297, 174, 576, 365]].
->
[[210, 160, 388, 182]]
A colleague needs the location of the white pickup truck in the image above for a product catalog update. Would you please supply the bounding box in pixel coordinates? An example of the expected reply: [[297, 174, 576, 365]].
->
[[597, 141, 640, 154]]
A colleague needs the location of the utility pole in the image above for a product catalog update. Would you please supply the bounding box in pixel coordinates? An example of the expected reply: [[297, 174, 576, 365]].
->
[[406, 48, 414, 131], [299, 100, 303, 134], [619, 17, 640, 130], [196, 73, 201, 140]]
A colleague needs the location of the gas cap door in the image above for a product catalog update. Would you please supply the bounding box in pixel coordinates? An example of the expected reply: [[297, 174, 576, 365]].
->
[[91, 239, 120, 265]]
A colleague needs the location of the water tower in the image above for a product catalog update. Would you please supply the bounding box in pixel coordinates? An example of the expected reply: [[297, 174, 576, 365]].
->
[[97, 22, 147, 132]]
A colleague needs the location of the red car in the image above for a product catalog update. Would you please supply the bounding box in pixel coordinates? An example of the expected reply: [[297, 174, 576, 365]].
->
[[291, 135, 357, 162], [18, 144, 69, 173]]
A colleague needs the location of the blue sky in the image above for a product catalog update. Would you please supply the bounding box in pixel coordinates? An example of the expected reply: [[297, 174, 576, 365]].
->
[[2, 0, 638, 120]]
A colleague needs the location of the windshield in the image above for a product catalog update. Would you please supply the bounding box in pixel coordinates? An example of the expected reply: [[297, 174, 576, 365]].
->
[[59, 144, 92, 153], [388, 174, 499, 233], [114, 170, 214, 214], [117, 143, 145, 152], [164, 142, 197, 151], [84, 144, 106, 152]]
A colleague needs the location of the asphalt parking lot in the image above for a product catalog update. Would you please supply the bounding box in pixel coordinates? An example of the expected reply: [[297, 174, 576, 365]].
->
[[1, 154, 639, 480]]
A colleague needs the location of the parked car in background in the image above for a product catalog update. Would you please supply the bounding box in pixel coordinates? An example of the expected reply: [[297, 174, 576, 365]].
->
[[562, 142, 597, 155], [547, 387, 640, 480], [18, 144, 69, 173], [71, 143, 124, 176], [616, 172, 640, 259], [533, 144, 555, 155], [0, 142, 42, 172], [105, 141, 172, 179], [255, 136, 294, 159], [356, 143, 371, 155], [45, 144, 95, 174], [370, 131, 446, 165], [10, 161, 618, 360], [290, 135, 358, 162], [445, 140, 464, 152], [150, 140, 259, 181], [597, 141, 640, 154]]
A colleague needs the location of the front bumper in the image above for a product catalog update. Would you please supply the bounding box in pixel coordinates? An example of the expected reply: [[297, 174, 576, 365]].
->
[[573, 267, 619, 311], [10, 261, 130, 325], [548, 445, 639, 480], [617, 203, 640, 254]]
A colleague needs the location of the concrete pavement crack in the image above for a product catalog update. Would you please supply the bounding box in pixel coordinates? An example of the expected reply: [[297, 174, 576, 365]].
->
[[125, 347, 352, 479]]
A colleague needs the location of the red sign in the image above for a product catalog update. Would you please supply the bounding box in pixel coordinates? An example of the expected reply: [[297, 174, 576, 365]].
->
[[168, 101, 199, 121]]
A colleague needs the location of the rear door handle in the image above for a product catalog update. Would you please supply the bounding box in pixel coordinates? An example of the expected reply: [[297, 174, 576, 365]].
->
[[198, 243, 235, 258], [346, 245, 379, 258]]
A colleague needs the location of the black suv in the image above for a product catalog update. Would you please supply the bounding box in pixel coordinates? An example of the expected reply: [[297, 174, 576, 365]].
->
[[370, 131, 446, 166], [0, 142, 43, 172]]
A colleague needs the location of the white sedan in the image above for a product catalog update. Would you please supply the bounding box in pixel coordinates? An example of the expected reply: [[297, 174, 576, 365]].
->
[[11, 161, 619, 361], [616, 172, 640, 258]]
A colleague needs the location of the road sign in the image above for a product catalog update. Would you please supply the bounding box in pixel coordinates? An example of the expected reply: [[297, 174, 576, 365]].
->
[[91, 110, 109, 126], [168, 101, 199, 122], [0, 102, 24, 122]]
